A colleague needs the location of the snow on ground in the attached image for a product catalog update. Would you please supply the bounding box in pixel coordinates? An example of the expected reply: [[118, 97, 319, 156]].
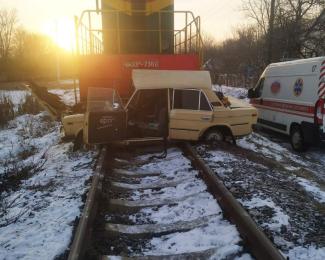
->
[[123, 149, 250, 259], [239, 196, 290, 233], [0, 112, 58, 176], [297, 177, 325, 203], [196, 145, 325, 259], [287, 246, 325, 260], [0, 90, 29, 111], [237, 131, 325, 200], [216, 85, 325, 202], [48, 88, 79, 107], [238, 132, 308, 166], [0, 106, 97, 259]]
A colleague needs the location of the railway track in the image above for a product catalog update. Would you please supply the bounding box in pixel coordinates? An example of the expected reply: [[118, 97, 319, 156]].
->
[[68, 143, 284, 260]]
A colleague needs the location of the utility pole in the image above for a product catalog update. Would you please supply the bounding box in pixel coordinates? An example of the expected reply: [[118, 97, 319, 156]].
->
[[267, 0, 276, 64], [55, 21, 61, 82]]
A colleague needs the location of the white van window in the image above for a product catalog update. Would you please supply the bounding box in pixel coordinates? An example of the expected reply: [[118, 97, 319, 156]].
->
[[200, 92, 212, 111], [173, 89, 200, 110]]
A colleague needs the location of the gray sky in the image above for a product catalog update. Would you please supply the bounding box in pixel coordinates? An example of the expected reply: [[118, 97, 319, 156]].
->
[[0, 0, 247, 49]]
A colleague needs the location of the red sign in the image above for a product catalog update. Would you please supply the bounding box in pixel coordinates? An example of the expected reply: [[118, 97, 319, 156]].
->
[[79, 54, 200, 100], [271, 81, 281, 94]]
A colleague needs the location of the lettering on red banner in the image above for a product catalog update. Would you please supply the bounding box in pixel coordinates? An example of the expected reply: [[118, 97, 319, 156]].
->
[[124, 60, 160, 69]]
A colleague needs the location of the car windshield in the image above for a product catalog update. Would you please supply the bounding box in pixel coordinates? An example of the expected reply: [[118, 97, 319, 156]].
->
[[87, 88, 123, 112]]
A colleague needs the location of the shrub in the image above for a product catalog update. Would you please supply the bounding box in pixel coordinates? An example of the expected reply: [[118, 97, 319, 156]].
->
[[0, 96, 15, 127], [18, 94, 41, 115]]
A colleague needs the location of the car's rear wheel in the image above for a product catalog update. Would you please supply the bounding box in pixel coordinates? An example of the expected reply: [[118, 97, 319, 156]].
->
[[290, 125, 307, 152]]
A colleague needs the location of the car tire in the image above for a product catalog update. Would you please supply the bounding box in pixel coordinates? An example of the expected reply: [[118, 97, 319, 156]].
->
[[205, 129, 225, 145], [73, 130, 83, 151], [290, 126, 307, 152]]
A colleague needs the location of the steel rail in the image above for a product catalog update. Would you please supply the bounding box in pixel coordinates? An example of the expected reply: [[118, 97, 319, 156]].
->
[[68, 148, 107, 260], [182, 142, 285, 260]]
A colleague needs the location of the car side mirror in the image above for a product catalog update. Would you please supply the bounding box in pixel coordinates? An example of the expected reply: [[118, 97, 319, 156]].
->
[[248, 88, 256, 98]]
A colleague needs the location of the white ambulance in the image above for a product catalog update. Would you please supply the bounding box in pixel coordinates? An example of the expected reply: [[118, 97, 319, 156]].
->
[[248, 57, 325, 151]]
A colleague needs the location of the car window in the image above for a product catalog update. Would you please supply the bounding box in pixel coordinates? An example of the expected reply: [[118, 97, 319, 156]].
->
[[173, 89, 200, 110], [200, 92, 212, 111]]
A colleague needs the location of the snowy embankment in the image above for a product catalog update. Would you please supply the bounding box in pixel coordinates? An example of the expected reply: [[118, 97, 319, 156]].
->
[[207, 85, 325, 259], [0, 90, 96, 259], [48, 88, 79, 107], [0, 90, 28, 112]]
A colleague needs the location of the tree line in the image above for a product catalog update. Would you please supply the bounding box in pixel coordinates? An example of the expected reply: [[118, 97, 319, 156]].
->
[[203, 0, 325, 87], [0, 9, 76, 81]]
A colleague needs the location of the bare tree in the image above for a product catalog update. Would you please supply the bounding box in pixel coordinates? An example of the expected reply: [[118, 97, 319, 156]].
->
[[243, 0, 325, 59], [243, 0, 281, 35], [0, 9, 18, 60]]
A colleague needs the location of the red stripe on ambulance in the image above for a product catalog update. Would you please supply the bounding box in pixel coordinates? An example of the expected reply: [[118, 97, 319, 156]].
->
[[250, 99, 315, 115], [252, 103, 314, 119]]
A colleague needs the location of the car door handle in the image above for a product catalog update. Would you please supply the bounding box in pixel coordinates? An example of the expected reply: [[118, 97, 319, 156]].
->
[[201, 116, 211, 120]]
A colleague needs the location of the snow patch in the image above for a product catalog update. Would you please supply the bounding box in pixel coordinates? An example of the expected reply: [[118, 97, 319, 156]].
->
[[0, 90, 29, 111], [240, 196, 289, 232], [146, 218, 242, 258], [297, 177, 325, 203], [287, 245, 325, 260], [48, 88, 79, 107], [0, 110, 97, 259]]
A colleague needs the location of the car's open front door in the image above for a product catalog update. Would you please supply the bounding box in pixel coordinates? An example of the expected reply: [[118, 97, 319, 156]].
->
[[84, 88, 126, 144]]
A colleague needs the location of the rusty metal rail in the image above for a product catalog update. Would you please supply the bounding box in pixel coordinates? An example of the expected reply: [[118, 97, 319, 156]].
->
[[182, 143, 284, 260], [68, 148, 106, 260]]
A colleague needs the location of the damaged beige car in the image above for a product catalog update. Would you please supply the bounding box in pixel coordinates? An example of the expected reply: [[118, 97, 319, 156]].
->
[[62, 70, 257, 147]]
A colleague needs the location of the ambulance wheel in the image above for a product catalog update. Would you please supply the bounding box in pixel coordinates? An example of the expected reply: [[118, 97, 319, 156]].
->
[[73, 130, 83, 151], [205, 129, 225, 144], [290, 126, 307, 152]]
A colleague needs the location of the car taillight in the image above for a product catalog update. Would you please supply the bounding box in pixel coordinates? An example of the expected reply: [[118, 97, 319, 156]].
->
[[315, 99, 325, 125]]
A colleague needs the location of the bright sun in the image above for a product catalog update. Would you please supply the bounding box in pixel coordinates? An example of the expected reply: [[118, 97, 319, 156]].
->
[[41, 17, 76, 52]]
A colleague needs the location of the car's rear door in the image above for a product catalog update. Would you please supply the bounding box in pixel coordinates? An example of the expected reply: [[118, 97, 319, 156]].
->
[[169, 89, 213, 140]]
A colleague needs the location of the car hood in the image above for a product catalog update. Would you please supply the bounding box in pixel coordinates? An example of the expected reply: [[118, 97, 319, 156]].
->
[[227, 96, 252, 109]]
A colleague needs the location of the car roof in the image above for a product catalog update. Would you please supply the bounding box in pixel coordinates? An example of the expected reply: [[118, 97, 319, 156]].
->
[[132, 69, 212, 90]]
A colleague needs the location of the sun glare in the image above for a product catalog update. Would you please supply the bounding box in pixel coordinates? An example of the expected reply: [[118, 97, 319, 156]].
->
[[41, 17, 76, 52]]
